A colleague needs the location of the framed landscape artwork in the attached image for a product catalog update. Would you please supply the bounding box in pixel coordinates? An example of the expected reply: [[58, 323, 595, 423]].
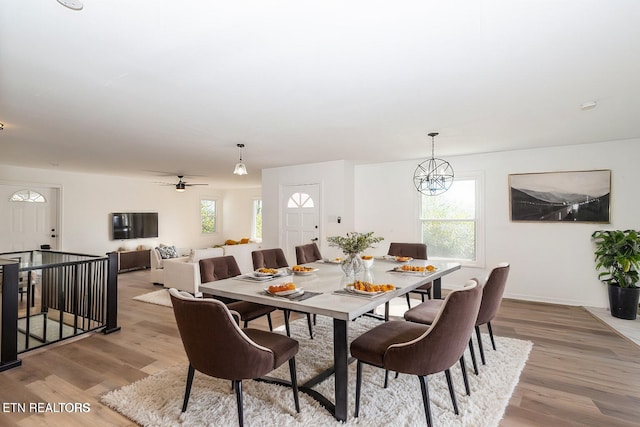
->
[[509, 169, 611, 223]]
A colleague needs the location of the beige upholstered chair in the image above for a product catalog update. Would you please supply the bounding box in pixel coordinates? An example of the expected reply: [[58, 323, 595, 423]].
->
[[404, 262, 510, 374], [350, 280, 482, 426], [387, 242, 432, 308], [199, 256, 276, 330], [295, 243, 323, 265], [252, 248, 314, 339], [169, 289, 300, 427]]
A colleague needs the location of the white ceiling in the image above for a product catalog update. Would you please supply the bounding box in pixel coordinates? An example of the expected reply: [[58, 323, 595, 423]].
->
[[1, 1, 639, 188]]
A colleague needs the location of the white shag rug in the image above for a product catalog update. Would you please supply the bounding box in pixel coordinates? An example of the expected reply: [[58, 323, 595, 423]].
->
[[133, 289, 172, 307], [102, 316, 532, 427]]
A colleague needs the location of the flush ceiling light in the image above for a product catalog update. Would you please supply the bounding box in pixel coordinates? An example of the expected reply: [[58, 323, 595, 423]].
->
[[57, 0, 83, 10], [233, 143, 248, 175], [413, 132, 454, 196], [581, 101, 597, 111]]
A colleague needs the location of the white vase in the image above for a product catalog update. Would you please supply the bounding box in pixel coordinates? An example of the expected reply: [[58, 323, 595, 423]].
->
[[340, 254, 363, 282]]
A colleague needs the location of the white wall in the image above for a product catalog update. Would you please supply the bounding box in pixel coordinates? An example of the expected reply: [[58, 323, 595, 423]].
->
[[0, 165, 260, 255], [354, 139, 640, 308], [261, 160, 355, 258], [262, 140, 640, 308], [4, 138, 637, 307], [222, 187, 262, 241]]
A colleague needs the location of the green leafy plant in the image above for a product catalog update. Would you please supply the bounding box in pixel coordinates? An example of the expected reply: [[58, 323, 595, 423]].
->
[[327, 232, 384, 255], [592, 230, 640, 288]]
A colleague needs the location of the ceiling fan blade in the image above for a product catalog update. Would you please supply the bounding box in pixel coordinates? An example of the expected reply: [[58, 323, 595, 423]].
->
[[185, 183, 208, 186]]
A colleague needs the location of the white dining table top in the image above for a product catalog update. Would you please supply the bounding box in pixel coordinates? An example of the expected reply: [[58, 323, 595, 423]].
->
[[199, 258, 461, 321]]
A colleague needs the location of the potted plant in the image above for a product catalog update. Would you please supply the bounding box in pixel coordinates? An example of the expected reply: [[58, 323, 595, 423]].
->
[[327, 232, 384, 279], [592, 229, 640, 320]]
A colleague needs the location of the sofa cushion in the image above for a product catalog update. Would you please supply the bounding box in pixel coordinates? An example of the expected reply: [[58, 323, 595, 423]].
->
[[156, 245, 178, 259], [187, 247, 225, 263]]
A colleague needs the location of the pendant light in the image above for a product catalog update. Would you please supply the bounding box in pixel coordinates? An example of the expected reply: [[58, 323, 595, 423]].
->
[[413, 132, 454, 196], [233, 143, 248, 175]]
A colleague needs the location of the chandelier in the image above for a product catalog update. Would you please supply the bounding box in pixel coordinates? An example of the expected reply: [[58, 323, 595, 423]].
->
[[413, 132, 454, 196], [233, 143, 248, 175]]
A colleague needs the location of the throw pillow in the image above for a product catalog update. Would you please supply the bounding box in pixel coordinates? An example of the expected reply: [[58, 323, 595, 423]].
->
[[156, 245, 178, 259], [240, 238, 250, 244]]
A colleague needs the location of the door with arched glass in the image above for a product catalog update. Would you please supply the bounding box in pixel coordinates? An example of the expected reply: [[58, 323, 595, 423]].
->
[[281, 184, 320, 264], [0, 186, 59, 251]]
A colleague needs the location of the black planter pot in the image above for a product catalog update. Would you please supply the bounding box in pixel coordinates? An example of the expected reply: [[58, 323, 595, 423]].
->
[[608, 284, 640, 320]]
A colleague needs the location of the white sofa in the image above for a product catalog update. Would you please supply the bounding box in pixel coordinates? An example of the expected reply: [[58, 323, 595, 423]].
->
[[149, 246, 190, 285], [150, 243, 261, 295]]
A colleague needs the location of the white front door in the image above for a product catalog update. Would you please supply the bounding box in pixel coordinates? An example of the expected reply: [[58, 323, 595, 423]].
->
[[0, 185, 59, 252], [281, 184, 320, 264]]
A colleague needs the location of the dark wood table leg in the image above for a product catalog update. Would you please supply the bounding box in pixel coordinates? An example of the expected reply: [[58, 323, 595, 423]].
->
[[333, 318, 348, 422], [433, 277, 442, 299]]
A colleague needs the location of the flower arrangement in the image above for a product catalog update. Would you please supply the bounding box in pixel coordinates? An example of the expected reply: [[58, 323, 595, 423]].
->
[[327, 232, 384, 255]]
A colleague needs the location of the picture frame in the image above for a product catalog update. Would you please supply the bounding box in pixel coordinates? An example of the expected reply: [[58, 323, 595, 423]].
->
[[509, 169, 611, 223]]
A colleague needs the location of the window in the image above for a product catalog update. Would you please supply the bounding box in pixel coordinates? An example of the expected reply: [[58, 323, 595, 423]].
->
[[287, 192, 314, 208], [419, 173, 484, 266], [10, 190, 46, 203], [252, 199, 262, 240], [200, 199, 217, 234]]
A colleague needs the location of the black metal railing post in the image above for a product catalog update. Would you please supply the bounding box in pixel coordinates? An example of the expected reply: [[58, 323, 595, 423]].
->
[[0, 261, 22, 371], [103, 252, 120, 334]]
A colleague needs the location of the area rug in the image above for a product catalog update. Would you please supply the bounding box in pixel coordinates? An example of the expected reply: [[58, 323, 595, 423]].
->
[[133, 289, 172, 308], [17, 314, 80, 352], [102, 316, 532, 427]]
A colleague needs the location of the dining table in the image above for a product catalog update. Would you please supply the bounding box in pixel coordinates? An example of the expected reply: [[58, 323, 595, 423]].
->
[[198, 257, 461, 422]]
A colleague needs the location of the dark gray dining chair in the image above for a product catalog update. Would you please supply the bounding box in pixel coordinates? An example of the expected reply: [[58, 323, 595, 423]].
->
[[350, 280, 482, 426], [295, 243, 323, 265], [169, 288, 300, 427], [199, 256, 276, 330], [404, 262, 510, 374], [387, 242, 432, 308], [252, 248, 314, 339]]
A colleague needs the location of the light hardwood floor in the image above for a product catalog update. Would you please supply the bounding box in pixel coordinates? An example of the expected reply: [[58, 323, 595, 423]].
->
[[2, 270, 639, 426]]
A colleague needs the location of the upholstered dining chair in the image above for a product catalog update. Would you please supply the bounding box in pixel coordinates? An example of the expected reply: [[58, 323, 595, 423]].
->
[[252, 248, 314, 339], [251, 248, 290, 270], [387, 242, 432, 308], [350, 280, 482, 426], [473, 262, 510, 365], [199, 256, 276, 330], [295, 242, 323, 265], [169, 288, 300, 427], [404, 262, 511, 374]]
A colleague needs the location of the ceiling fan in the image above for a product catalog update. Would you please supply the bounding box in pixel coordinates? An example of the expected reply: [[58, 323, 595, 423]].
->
[[158, 175, 208, 192]]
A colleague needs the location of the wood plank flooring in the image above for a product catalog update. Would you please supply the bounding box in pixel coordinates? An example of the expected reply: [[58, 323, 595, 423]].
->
[[1, 270, 639, 426]]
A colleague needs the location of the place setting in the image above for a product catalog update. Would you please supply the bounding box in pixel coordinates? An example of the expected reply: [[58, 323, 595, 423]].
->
[[287, 265, 319, 275], [334, 280, 401, 299], [389, 264, 438, 275], [235, 267, 292, 282], [263, 281, 320, 301]]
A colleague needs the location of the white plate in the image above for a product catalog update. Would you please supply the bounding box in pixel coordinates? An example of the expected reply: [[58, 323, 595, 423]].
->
[[326, 259, 343, 264], [265, 288, 304, 296], [254, 269, 283, 277], [345, 287, 383, 296], [289, 267, 319, 275], [393, 267, 431, 274], [382, 255, 413, 262]]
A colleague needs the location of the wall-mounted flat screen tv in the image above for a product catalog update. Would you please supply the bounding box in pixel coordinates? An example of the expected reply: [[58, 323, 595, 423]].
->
[[111, 212, 158, 240]]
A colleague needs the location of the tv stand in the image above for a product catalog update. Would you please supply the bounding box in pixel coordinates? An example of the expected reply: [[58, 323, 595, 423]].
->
[[118, 249, 151, 273]]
